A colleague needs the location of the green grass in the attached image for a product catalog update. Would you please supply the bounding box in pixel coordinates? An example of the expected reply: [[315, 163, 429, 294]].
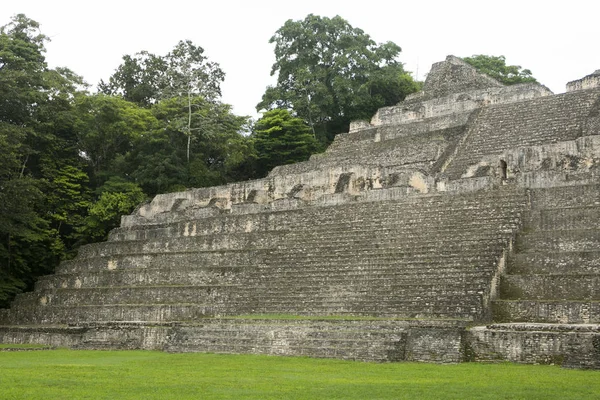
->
[[1, 350, 599, 399]]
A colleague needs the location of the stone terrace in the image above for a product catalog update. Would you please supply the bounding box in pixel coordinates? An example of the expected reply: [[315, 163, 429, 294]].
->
[[0, 187, 527, 326]]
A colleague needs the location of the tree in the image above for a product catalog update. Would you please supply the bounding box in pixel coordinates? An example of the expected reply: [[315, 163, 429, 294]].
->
[[98, 52, 167, 107], [162, 40, 225, 163], [73, 94, 159, 182], [140, 96, 254, 192], [253, 109, 320, 177], [257, 14, 419, 144], [0, 14, 47, 126], [0, 14, 87, 306], [462, 55, 537, 85], [77, 178, 147, 244], [100, 41, 226, 163], [0, 125, 47, 307]]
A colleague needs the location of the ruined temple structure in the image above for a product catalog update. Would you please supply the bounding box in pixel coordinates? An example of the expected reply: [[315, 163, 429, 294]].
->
[[1, 56, 599, 368]]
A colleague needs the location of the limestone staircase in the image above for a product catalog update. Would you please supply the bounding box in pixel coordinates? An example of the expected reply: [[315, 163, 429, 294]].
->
[[470, 184, 600, 368], [0, 186, 528, 360], [494, 184, 600, 323], [246, 189, 528, 320]]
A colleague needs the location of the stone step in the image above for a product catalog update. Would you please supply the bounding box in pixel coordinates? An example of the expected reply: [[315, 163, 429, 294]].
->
[[247, 288, 486, 301], [40, 254, 500, 294], [164, 319, 408, 361], [249, 302, 481, 320], [110, 209, 314, 241], [4, 304, 228, 325], [515, 229, 600, 253], [329, 208, 521, 226], [49, 251, 502, 289], [500, 274, 600, 300], [247, 269, 494, 290], [167, 326, 400, 341], [248, 293, 485, 305], [36, 266, 249, 290], [276, 235, 516, 252], [110, 206, 523, 242], [110, 212, 290, 241], [249, 283, 491, 298], [272, 237, 509, 253], [14, 285, 243, 307], [266, 248, 501, 259], [226, 299, 483, 316], [467, 323, 600, 367], [106, 220, 521, 250], [528, 184, 600, 210], [326, 117, 467, 152], [249, 267, 494, 280], [263, 254, 499, 266], [117, 188, 526, 232], [41, 259, 497, 292], [492, 300, 600, 324], [164, 337, 398, 361], [508, 251, 600, 275], [0, 325, 87, 348], [286, 214, 521, 231], [57, 250, 267, 274], [77, 233, 281, 259], [260, 258, 501, 274], [528, 206, 600, 230], [244, 300, 487, 317], [21, 277, 491, 311], [265, 249, 506, 265], [282, 227, 516, 243]]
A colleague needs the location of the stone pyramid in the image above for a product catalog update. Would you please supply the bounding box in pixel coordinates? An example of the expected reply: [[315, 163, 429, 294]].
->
[[1, 56, 599, 368]]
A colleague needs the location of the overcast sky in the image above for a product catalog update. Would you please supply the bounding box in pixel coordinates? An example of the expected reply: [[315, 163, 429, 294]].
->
[[2, 1, 599, 119]]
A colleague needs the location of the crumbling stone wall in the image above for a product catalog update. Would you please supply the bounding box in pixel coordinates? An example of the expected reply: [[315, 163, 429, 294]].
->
[[567, 70, 600, 92]]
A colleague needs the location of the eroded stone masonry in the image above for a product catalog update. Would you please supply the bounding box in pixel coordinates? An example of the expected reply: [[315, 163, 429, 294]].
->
[[1, 56, 599, 368]]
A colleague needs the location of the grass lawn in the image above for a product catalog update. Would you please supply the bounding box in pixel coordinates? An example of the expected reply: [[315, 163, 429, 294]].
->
[[0, 350, 598, 399]]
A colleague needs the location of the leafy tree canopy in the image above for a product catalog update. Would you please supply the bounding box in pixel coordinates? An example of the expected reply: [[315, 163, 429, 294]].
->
[[98, 52, 166, 107], [253, 109, 320, 177], [73, 94, 159, 182], [124, 96, 254, 195], [462, 55, 538, 85], [257, 14, 419, 145], [0, 14, 91, 306], [77, 178, 147, 244], [99, 40, 225, 107]]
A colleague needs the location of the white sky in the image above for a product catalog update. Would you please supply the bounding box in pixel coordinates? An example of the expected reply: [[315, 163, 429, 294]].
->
[[2, 1, 599, 119]]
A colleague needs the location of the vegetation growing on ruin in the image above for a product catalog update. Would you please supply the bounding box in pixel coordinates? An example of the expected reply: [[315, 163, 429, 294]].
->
[[462, 55, 538, 85], [0, 350, 598, 399]]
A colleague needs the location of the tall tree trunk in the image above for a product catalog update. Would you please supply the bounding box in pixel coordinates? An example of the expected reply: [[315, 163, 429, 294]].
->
[[19, 155, 29, 178], [7, 233, 11, 273], [187, 88, 192, 163], [306, 92, 316, 138]]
